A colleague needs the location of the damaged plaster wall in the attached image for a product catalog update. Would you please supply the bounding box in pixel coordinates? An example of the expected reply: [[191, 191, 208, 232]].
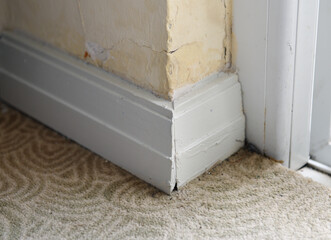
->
[[166, 0, 232, 96], [4, 0, 169, 98], [78, 0, 169, 97], [2, 0, 232, 99]]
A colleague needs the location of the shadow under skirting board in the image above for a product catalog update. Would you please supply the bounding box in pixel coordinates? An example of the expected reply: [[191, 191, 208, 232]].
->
[[0, 32, 245, 194]]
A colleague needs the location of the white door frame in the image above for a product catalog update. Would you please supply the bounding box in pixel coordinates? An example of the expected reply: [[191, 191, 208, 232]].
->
[[290, 0, 319, 169], [233, 0, 319, 169], [310, 0, 331, 168]]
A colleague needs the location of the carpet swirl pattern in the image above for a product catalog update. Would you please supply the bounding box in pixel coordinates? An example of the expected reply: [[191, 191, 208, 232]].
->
[[0, 102, 330, 240]]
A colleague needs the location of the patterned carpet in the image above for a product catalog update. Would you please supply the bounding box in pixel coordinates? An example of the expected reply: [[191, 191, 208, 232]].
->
[[0, 102, 330, 240]]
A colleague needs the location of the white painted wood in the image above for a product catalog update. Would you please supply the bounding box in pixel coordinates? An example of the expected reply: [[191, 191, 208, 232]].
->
[[0, 72, 176, 192], [173, 74, 243, 152], [233, 0, 318, 169], [232, 0, 268, 153], [233, 0, 298, 164], [310, 0, 331, 168], [0, 32, 176, 194], [174, 74, 245, 187], [176, 117, 245, 187], [0, 32, 245, 193], [0, 39, 173, 156], [264, 0, 299, 167], [290, 0, 319, 170]]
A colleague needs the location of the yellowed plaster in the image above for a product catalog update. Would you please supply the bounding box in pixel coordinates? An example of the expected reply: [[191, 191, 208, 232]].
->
[[102, 39, 169, 98], [6, 0, 86, 58], [2, 0, 232, 99], [166, 0, 232, 97], [166, 42, 224, 92], [77, 0, 169, 98]]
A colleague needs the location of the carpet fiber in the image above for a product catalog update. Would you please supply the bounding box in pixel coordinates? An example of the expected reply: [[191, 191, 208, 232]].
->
[[0, 102, 330, 240]]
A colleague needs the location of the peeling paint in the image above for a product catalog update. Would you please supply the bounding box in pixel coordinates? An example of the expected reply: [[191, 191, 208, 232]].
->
[[85, 41, 109, 63]]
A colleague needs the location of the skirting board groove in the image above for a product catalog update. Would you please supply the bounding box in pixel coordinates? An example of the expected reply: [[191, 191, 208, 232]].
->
[[0, 32, 245, 194]]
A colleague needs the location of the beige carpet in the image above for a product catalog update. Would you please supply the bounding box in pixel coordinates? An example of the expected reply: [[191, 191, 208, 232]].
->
[[0, 102, 330, 240]]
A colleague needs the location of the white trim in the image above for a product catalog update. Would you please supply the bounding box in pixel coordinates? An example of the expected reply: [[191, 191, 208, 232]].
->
[[309, 0, 331, 168], [232, 0, 269, 152], [308, 159, 331, 176], [0, 32, 175, 193], [0, 32, 245, 194], [290, 0, 319, 170], [233, 0, 318, 169], [264, 0, 299, 167], [174, 77, 245, 187]]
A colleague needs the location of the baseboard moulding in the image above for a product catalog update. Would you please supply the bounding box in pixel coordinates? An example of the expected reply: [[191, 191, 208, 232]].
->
[[0, 32, 245, 194]]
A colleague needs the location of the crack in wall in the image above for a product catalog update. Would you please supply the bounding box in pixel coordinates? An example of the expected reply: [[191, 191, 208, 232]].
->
[[84, 38, 182, 64], [128, 39, 183, 55], [22, 0, 233, 100], [223, 0, 232, 69], [76, 0, 86, 37], [86, 38, 182, 56]]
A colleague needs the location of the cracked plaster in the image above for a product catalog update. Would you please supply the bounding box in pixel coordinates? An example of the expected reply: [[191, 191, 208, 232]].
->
[[1, 0, 231, 99]]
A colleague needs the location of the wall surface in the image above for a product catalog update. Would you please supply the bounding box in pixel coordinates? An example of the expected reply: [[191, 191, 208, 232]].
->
[[79, 0, 169, 97], [2, 0, 231, 99], [6, 0, 86, 57], [0, 0, 7, 31], [4, 0, 169, 97], [166, 0, 231, 96]]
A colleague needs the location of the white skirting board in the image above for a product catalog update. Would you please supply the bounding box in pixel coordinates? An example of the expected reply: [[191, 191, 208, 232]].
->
[[0, 32, 245, 194]]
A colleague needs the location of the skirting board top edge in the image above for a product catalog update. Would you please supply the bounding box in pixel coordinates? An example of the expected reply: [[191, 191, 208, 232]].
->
[[0, 32, 239, 113], [0, 32, 238, 111], [0, 31, 174, 116]]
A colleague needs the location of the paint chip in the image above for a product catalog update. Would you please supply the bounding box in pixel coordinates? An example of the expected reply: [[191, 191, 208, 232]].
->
[[85, 41, 109, 62]]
